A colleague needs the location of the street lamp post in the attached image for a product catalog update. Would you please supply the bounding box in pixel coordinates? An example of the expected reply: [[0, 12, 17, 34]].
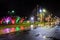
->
[[39, 8, 46, 26], [30, 16, 34, 23], [30, 16, 34, 30]]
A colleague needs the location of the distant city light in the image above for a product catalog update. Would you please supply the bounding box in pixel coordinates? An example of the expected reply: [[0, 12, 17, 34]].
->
[[31, 17, 34, 20], [12, 10, 14, 13], [39, 9, 46, 13], [30, 25, 34, 30], [27, 21, 30, 23], [43, 9, 46, 12], [30, 16, 34, 21], [39, 9, 42, 13], [30, 16, 34, 23]]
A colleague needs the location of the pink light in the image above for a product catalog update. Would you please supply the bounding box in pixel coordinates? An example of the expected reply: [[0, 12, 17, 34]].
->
[[0, 20, 2, 24], [0, 19, 3, 24], [11, 17, 15, 24], [5, 19, 10, 24], [11, 20, 15, 24], [3, 28, 10, 33], [20, 18, 25, 23], [5, 17, 11, 24]]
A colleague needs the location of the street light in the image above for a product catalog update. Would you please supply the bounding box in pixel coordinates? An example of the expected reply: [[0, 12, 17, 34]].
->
[[30, 16, 34, 23], [39, 8, 46, 26], [43, 9, 46, 12], [30, 16, 34, 28], [39, 9, 42, 13], [31, 17, 34, 21], [39, 8, 46, 13], [30, 25, 34, 30]]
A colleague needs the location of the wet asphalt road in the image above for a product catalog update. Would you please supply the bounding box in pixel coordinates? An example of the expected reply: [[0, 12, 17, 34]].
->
[[0, 26, 60, 40]]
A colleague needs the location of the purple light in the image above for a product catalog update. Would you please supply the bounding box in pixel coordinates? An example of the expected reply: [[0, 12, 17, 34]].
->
[[3, 28, 10, 33], [7, 17, 11, 20], [5, 17, 11, 24], [6, 19, 10, 24]]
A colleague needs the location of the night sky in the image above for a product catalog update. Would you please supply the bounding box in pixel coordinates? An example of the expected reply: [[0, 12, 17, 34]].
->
[[0, 0, 60, 17], [37, 0, 60, 17]]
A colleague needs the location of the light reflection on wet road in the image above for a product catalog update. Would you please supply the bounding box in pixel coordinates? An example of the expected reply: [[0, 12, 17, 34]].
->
[[0, 26, 60, 40]]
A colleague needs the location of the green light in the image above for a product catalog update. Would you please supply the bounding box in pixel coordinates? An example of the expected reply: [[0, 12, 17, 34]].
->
[[16, 17, 21, 24], [16, 26, 20, 31], [12, 10, 14, 13], [8, 10, 15, 15]]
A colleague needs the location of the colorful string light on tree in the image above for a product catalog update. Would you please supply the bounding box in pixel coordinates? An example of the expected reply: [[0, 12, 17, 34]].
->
[[16, 17, 20, 24], [20, 18, 25, 23], [11, 18, 15, 24]]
